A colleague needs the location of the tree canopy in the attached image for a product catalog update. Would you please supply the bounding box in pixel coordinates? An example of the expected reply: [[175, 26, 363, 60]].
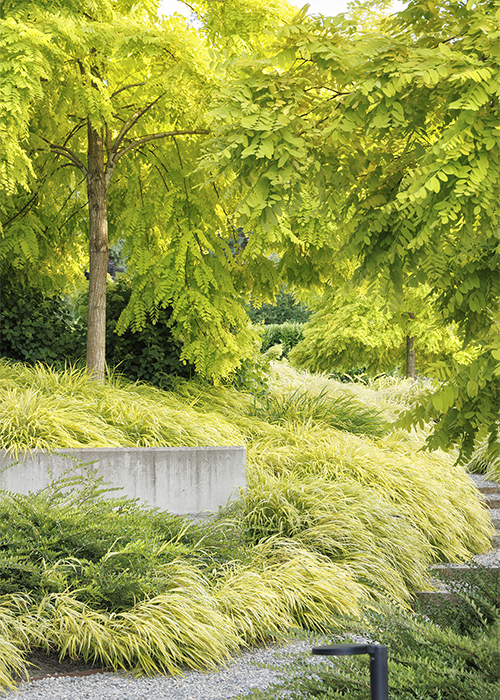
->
[[0, 0, 296, 381], [289, 284, 473, 377], [1, 0, 498, 460], [206, 0, 499, 460]]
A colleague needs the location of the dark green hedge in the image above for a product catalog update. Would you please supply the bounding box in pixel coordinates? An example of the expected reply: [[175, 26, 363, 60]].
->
[[0, 279, 191, 384], [103, 278, 192, 385], [0, 284, 83, 368]]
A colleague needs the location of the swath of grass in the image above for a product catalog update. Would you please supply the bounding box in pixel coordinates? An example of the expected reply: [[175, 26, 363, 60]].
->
[[0, 360, 243, 454], [243, 467, 433, 602], [247, 423, 493, 565], [250, 386, 387, 437], [0, 359, 494, 689]]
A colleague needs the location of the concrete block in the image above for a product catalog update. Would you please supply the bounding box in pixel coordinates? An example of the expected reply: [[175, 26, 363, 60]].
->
[[0, 447, 246, 517]]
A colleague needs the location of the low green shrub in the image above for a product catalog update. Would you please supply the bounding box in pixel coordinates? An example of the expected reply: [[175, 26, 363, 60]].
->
[[413, 563, 500, 638], [260, 322, 305, 356], [235, 600, 500, 699], [0, 471, 200, 610]]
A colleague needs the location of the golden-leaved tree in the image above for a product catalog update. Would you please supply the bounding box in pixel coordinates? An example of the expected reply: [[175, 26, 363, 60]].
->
[[206, 0, 500, 461], [0, 0, 296, 381]]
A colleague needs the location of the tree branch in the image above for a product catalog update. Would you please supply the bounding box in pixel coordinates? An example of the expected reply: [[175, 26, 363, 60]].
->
[[104, 95, 170, 182], [58, 176, 87, 215], [110, 95, 166, 157], [140, 147, 184, 236], [299, 94, 345, 119], [39, 136, 88, 175], [173, 136, 192, 231], [111, 82, 146, 99], [63, 121, 86, 148], [107, 129, 209, 185], [303, 87, 353, 96], [58, 201, 88, 232], [2, 191, 39, 228]]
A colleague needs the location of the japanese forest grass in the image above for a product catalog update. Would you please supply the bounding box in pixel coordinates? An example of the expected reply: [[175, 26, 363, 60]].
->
[[0, 360, 493, 688]]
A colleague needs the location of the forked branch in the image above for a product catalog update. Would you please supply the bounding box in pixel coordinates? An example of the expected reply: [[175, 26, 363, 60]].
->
[[116, 129, 210, 161], [39, 136, 88, 175], [110, 95, 165, 158]]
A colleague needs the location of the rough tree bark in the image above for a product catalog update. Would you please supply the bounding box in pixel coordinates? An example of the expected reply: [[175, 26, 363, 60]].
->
[[86, 123, 109, 382], [406, 312, 416, 379]]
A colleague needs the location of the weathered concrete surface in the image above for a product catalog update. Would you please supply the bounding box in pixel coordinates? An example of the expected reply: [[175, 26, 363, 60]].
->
[[0, 447, 246, 516]]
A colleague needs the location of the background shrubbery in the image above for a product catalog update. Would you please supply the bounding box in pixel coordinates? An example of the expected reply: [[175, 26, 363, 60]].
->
[[247, 288, 311, 325], [259, 322, 305, 357], [0, 279, 191, 385], [100, 278, 192, 385], [0, 284, 83, 368]]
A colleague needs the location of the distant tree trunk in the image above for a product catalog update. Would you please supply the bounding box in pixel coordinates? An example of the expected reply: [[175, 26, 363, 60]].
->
[[86, 123, 109, 382], [406, 312, 415, 379]]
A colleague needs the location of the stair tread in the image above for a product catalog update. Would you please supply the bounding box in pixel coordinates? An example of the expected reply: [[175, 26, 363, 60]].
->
[[469, 474, 500, 488]]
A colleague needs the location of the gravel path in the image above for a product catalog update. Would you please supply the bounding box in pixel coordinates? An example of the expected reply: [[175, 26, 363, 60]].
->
[[2, 638, 325, 700]]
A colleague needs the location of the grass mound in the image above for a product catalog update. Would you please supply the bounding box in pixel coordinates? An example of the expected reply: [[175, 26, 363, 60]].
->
[[0, 360, 494, 686], [0, 361, 243, 454]]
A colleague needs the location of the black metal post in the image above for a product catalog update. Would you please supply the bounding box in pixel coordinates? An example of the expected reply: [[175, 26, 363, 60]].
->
[[312, 643, 389, 700]]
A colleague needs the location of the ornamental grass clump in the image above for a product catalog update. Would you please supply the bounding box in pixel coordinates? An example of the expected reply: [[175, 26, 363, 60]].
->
[[0, 360, 494, 688], [0, 360, 243, 454], [0, 595, 32, 689], [250, 386, 387, 437], [246, 421, 493, 565], [17, 588, 240, 677]]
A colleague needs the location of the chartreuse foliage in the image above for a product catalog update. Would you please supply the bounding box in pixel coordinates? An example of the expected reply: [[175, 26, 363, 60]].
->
[[399, 333, 500, 469], [259, 321, 305, 356], [0, 360, 243, 454], [1, 0, 299, 381], [290, 284, 474, 376], [0, 360, 493, 686], [208, 0, 500, 458], [467, 437, 500, 483]]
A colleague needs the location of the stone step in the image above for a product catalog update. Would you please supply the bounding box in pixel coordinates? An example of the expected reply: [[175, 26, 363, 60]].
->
[[429, 563, 500, 579], [477, 484, 500, 495], [484, 495, 500, 509], [492, 534, 500, 548], [414, 589, 457, 604], [491, 517, 500, 529]]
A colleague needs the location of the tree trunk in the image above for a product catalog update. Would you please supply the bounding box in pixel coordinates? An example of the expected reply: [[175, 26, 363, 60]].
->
[[406, 312, 415, 379], [86, 123, 109, 382]]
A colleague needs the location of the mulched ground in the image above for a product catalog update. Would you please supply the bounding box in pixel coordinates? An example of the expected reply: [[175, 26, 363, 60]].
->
[[14, 650, 111, 682]]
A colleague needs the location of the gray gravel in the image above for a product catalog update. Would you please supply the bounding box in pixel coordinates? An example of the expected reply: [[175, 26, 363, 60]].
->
[[2, 638, 327, 700]]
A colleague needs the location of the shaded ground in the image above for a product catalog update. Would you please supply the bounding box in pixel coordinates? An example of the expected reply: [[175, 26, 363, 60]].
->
[[14, 650, 110, 682]]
